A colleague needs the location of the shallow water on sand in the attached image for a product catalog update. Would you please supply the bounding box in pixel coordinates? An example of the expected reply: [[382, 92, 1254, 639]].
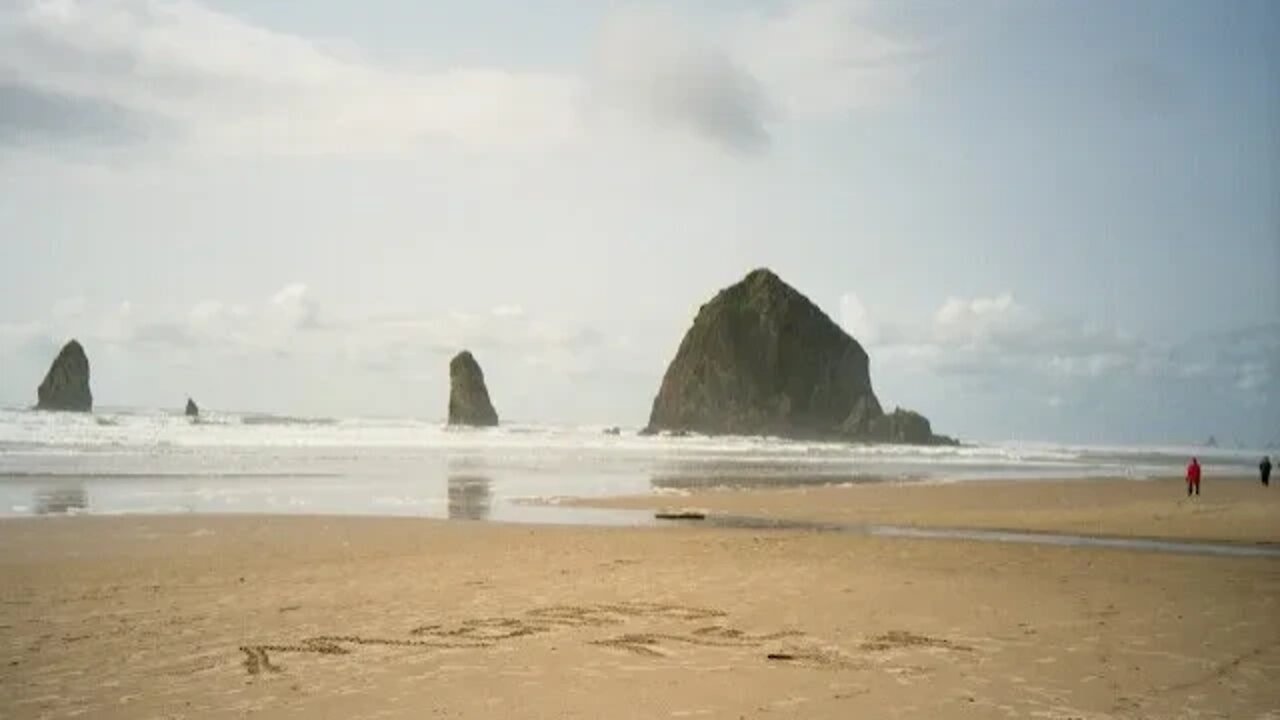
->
[[0, 407, 1266, 522], [687, 515, 1280, 559]]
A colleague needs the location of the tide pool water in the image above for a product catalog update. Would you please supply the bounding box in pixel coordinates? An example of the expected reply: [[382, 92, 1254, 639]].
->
[[0, 406, 1265, 520]]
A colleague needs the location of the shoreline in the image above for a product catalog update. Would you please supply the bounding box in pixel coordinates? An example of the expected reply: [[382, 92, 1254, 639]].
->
[[6, 509, 1279, 560], [4, 474, 1277, 544]]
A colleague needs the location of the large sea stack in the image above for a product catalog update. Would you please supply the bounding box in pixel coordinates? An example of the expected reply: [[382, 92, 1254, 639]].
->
[[36, 339, 93, 412], [447, 351, 499, 427], [185, 398, 199, 417], [645, 269, 955, 445]]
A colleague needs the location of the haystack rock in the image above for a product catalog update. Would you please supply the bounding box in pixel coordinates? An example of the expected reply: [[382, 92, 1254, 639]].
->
[[36, 339, 93, 412], [645, 269, 956, 445], [448, 351, 499, 427], [185, 398, 199, 417]]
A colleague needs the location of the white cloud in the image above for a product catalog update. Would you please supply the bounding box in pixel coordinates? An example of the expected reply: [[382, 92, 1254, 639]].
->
[[0, 282, 652, 415], [1, 0, 581, 155], [70, 284, 611, 372], [590, 5, 770, 152], [269, 283, 307, 307], [1234, 360, 1272, 394], [587, 1, 920, 151], [491, 305, 526, 318], [838, 290, 1279, 442], [1045, 353, 1132, 379], [928, 294, 1139, 379], [933, 292, 1037, 344], [838, 291, 878, 344], [731, 0, 923, 118], [2, 0, 924, 158], [850, 291, 1278, 403], [268, 282, 320, 330]]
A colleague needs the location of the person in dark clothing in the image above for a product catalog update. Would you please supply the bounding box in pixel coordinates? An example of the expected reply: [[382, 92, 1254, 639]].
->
[[1262, 456, 1272, 487], [1186, 457, 1201, 497]]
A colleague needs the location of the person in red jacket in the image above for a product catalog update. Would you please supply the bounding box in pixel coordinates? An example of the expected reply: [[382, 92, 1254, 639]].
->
[[1186, 457, 1201, 497]]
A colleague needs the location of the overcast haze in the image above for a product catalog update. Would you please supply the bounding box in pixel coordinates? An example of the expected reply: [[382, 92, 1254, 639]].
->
[[1, 0, 1277, 445]]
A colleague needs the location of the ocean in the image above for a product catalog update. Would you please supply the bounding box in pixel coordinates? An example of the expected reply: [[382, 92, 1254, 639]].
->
[[0, 406, 1265, 522]]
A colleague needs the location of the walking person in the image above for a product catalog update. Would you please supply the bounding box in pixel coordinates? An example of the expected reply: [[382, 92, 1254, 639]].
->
[[1262, 456, 1272, 487], [1186, 457, 1201, 497]]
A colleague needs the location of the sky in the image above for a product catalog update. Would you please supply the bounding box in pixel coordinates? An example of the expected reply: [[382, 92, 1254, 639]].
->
[[0, 0, 1277, 445]]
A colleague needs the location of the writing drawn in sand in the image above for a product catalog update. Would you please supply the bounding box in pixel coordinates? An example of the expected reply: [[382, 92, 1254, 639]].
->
[[242, 602, 819, 675], [240, 602, 975, 676]]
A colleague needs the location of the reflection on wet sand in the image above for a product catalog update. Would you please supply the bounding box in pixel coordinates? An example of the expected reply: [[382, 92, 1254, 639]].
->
[[650, 469, 907, 491], [448, 474, 492, 521], [674, 514, 1280, 559], [34, 486, 89, 515]]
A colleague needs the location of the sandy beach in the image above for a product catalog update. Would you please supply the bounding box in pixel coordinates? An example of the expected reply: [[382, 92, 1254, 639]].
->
[[3, 478, 1279, 719], [581, 476, 1280, 545]]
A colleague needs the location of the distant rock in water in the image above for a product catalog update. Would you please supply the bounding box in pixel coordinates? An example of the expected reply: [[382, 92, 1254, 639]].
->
[[645, 268, 955, 445], [448, 351, 499, 427], [185, 398, 199, 417], [36, 339, 92, 412]]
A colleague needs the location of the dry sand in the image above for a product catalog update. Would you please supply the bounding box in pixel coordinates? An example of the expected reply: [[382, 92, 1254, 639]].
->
[[582, 477, 1280, 545], [2, 480, 1279, 719]]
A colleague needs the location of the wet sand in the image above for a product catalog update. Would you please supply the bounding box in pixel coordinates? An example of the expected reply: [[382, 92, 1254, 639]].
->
[[581, 476, 1280, 545], [3, 501, 1279, 718]]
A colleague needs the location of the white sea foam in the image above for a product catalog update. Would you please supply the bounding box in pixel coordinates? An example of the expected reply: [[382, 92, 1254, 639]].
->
[[0, 406, 1266, 519]]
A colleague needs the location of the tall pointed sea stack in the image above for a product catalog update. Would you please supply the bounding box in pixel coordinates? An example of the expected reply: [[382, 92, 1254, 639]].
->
[[645, 269, 955, 445], [447, 351, 499, 427], [36, 339, 93, 412], [185, 398, 200, 417]]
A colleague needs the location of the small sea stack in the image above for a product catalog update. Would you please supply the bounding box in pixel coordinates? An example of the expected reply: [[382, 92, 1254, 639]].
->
[[185, 398, 199, 418], [447, 351, 499, 427], [36, 339, 93, 412]]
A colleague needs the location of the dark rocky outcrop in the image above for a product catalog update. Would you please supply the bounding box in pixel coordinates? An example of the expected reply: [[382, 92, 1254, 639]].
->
[[844, 407, 955, 445], [448, 351, 499, 427], [645, 269, 955, 445], [185, 398, 199, 417], [36, 340, 92, 412]]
